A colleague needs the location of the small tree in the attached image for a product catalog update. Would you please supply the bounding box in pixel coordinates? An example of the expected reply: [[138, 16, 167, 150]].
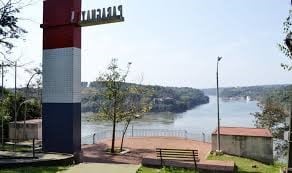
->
[[275, 5, 292, 159], [119, 85, 152, 151], [0, 91, 40, 140], [98, 58, 130, 153], [252, 96, 289, 157], [1, 93, 40, 121]]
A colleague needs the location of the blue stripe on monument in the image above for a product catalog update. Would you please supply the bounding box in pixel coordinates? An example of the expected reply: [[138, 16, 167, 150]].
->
[[42, 103, 81, 154]]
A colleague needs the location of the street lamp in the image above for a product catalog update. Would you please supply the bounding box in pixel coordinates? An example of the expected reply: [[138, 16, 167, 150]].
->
[[216, 56, 223, 153], [285, 32, 292, 172], [14, 99, 35, 140], [26, 69, 42, 93], [23, 69, 41, 139], [285, 32, 292, 52]]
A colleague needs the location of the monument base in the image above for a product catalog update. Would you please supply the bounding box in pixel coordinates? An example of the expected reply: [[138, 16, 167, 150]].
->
[[42, 103, 81, 154]]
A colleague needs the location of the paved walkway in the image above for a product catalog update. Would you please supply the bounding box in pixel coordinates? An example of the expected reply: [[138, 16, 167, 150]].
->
[[0, 151, 73, 160], [81, 137, 211, 164], [0, 151, 74, 168], [81, 137, 234, 172], [63, 163, 140, 173]]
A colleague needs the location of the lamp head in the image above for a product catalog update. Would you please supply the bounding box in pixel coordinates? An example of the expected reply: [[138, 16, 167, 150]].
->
[[285, 32, 292, 52], [217, 57, 223, 62]]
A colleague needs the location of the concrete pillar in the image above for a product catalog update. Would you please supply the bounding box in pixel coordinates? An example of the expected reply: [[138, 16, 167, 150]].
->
[[41, 0, 81, 155]]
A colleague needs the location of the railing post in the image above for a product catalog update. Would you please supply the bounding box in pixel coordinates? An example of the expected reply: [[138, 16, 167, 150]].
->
[[93, 133, 96, 144], [13, 138, 16, 152], [86, 129, 209, 142], [32, 138, 35, 158], [1, 137, 3, 150]]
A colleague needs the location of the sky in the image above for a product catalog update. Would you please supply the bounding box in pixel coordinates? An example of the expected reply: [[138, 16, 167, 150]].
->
[[2, 0, 292, 89]]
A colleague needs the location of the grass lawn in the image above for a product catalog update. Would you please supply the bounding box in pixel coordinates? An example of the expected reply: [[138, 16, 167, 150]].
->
[[136, 166, 198, 173], [207, 154, 284, 173], [0, 145, 34, 152], [0, 166, 68, 173]]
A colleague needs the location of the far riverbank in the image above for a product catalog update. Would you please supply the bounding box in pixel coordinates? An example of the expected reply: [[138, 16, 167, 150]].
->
[[81, 96, 259, 138]]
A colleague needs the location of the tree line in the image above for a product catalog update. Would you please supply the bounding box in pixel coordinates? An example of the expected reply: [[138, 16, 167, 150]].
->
[[202, 84, 290, 101], [81, 82, 209, 114]]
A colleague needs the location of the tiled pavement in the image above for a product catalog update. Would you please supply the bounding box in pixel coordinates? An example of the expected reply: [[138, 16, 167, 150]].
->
[[81, 137, 235, 172], [63, 163, 140, 173], [82, 137, 211, 164]]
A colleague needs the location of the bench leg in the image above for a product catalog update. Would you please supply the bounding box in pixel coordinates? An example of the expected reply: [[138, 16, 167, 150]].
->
[[192, 150, 198, 171], [159, 150, 163, 167]]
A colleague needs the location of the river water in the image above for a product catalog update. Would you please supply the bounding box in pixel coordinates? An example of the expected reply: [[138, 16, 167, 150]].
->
[[81, 96, 260, 138]]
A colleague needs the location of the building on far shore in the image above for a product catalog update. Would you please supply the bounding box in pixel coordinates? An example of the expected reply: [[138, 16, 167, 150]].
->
[[81, 82, 88, 88], [211, 126, 273, 164], [9, 119, 42, 141]]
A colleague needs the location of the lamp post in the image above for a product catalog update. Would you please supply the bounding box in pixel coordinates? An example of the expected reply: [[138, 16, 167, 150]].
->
[[14, 61, 17, 140], [1, 62, 3, 146], [14, 99, 35, 140], [216, 56, 223, 153], [23, 69, 41, 139], [131, 114, 141, 137], [285, 32, 292, 173]]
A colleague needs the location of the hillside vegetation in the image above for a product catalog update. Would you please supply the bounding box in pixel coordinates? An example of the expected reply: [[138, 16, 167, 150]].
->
[[81, 82, 209, 113], [202, 84, 291, 101]]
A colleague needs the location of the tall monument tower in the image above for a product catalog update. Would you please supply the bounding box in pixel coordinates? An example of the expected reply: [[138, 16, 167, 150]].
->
[[41, 0, 81, 155]]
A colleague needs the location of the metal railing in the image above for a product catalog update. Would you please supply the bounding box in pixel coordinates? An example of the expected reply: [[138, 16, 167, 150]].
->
[[82, 129, 211, 144], [0, 138, 41, 159]]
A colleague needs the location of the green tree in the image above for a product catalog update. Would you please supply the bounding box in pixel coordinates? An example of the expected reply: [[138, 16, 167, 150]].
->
[[2, 93, 40, 121], [119, 85, 152, 151], [278, 8, 292, 71], [275, 4, 292, 159], [98, 58, 131, 153], [252, 96, 289, 157], [0, 87, 11, 141], [0, 0, 27, 54], [0, 91, 40, 140]]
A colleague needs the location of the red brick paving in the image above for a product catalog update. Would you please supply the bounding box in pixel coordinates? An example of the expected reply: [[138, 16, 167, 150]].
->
[[81, 137, 234, 172], [81, 137, 211, 164]]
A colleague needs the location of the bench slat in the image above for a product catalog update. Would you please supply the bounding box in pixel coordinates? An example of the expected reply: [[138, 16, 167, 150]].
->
[[156, 152, 198, 156], [157, 155, 199, 159], [157, 154, 198, 158], [159, 158, 198, 162], [156, 150, 198, 154], [156, 150, 198, 152], [156, 148, 199, 170], [157, 155, 199, 158], [156, 148, 198, 152], [157, 157, 199, 162]]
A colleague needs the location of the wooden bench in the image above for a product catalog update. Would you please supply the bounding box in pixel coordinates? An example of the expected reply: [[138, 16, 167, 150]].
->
[[156, 148, 199, 170]]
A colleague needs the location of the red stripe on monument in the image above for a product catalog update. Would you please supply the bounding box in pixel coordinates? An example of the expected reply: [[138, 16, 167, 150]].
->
[[43, 0, 81, 49], [43, 26, 81, 49]]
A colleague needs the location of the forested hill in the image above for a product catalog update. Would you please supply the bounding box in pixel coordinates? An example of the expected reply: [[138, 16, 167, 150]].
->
[[202, 84, 291, 101], [81, 82, 209, 113]]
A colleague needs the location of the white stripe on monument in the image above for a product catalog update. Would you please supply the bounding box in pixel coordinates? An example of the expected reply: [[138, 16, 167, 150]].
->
[[43, 47, 81, 103]]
